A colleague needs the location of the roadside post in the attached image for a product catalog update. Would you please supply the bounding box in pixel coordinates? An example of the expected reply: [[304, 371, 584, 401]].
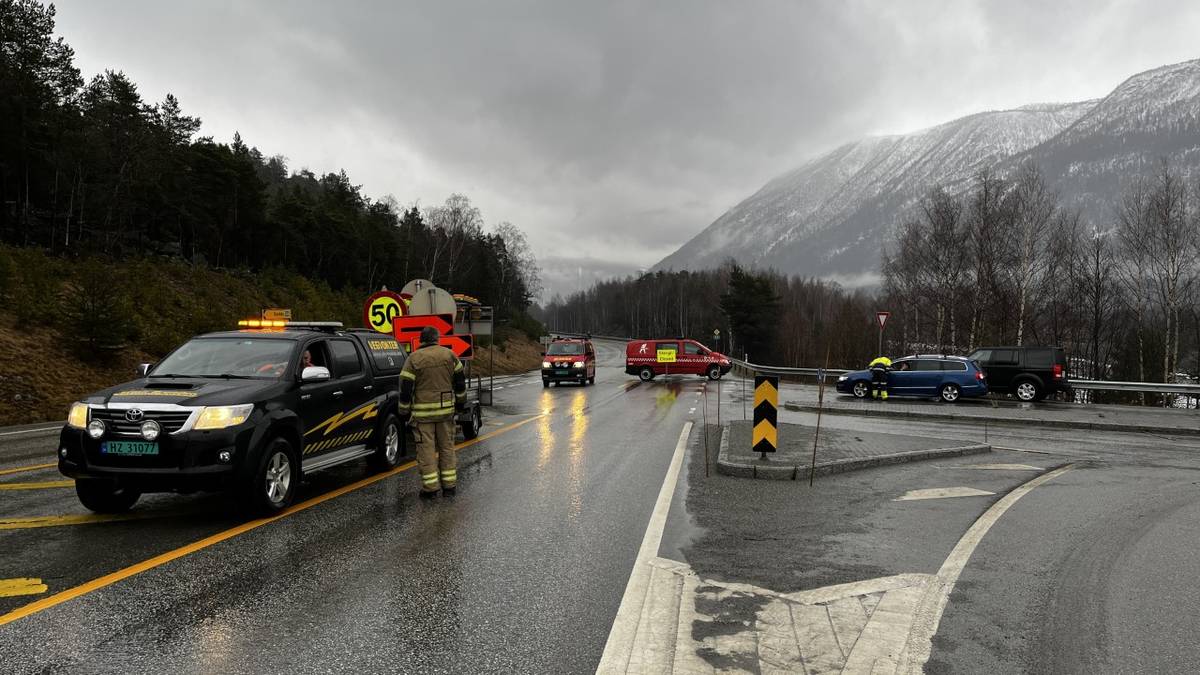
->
[[712, 328, 721, 352], [811, 345, 831, 486], [753, 374, 779, 460], [875, 311, 890, 356]]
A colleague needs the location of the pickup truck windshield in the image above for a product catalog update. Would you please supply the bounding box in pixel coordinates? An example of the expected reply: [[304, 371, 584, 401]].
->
[[151, 338, 294, 379], [547, 343, 585, 356]]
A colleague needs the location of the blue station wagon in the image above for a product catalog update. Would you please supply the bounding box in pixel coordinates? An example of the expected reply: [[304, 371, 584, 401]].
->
[[836, 355, 988, 402]]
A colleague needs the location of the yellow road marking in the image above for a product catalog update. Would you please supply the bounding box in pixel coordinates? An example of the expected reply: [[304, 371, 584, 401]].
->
[[0, 512, 182, 530], [0, 414, 543, 626], [0, 463, 57, 477], [0, 480, 75, 491], [0, 578, 48, 598]]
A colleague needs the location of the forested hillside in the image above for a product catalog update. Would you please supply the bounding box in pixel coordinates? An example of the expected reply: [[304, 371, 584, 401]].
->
[[539, 265, 880, 369], [0, 0, 545, 423], [0, 0, 540, 317]]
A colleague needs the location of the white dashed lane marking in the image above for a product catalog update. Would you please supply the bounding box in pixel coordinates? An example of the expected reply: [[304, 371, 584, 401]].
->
[[894, 487, 995, 501]]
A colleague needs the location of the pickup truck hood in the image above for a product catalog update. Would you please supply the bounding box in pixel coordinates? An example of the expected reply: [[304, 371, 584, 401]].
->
[[83, 378, 283, 408]]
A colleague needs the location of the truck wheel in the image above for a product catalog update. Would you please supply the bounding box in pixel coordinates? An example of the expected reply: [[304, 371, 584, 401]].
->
[[639, 367, 655, 382], [707, 365, 723, 380], [239, 437, 298, 516], [1015, 380, 1041, 402], [369, 414, 404, 471], [460, 408, 482, 440], [76, 479, 141, 513]]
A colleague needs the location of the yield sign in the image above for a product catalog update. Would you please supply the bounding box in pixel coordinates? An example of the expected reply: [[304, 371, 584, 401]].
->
[[876, 311, 891, 330]]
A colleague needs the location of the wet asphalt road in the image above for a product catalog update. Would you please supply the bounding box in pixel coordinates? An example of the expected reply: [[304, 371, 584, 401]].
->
[[0, 342, 712, 673], [3, 337, 1200, 673], [707, 374, 1200, 673]]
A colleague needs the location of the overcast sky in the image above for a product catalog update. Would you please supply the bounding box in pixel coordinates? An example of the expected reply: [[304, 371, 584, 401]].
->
[[54, 0, 1200, 298]]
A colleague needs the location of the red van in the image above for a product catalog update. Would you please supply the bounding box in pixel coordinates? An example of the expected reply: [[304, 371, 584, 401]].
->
[[625, 339, 732, 381]]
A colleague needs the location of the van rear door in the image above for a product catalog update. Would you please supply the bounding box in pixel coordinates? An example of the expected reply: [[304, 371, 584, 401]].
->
[[655, 341, 680, 376]]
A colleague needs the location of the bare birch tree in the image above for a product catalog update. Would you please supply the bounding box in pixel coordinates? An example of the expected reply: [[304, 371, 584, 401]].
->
[[1006, 162, 1058, 345]]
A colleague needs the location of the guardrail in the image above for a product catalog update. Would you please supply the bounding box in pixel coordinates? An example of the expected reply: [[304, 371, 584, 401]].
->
[[549, 332, 1199, 398], [1070, 379, 1200, 395]]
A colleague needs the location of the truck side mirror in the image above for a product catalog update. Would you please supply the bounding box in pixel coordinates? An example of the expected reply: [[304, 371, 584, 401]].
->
[[137, 363, 153, 377], [302, 366, 331, 382]]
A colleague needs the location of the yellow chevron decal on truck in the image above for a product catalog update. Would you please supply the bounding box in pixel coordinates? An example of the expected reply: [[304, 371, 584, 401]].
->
[[305, 401, 380, 437]]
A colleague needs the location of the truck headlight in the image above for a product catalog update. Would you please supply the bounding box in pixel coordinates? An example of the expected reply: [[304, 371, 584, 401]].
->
[[542, 361, 552, 369], [194, 404, 254, 430], [573, 361, 585, 368], [67, 403, 89, 428]]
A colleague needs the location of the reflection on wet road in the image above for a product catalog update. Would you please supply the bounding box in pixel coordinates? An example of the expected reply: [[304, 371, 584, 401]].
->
[[0, 357, 714, 674]]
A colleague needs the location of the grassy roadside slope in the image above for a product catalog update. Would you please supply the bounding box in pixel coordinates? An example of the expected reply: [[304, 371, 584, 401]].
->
[[0, 246, 542, 425]]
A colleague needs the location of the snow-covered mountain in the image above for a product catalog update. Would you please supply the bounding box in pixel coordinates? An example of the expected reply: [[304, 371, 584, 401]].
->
[[655, 58, 1200, 283]]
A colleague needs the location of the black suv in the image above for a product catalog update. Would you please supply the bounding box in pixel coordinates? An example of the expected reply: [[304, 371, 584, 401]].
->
[[966, 346, 1071, 402], [58, 323, 416, 515]]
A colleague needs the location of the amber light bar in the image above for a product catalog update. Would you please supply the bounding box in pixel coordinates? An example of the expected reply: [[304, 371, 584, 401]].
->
[[238, 319, 288, 328]]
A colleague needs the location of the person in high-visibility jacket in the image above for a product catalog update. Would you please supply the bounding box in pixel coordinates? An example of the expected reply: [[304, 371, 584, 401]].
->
[[398, 326, 467, 498], [868, 356, 892, 400]]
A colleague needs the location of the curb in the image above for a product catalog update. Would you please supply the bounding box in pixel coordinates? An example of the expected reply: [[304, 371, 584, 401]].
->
[[781, 402, 1200, 437], [716, 425, 991, 480]]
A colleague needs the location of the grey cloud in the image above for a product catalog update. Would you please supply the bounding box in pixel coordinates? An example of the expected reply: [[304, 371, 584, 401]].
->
[[54, 0, 1200, 285]]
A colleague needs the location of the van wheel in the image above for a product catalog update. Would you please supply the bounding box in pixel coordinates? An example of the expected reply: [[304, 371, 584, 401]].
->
[[239, 437, 297, 516], [939, 383, 960, 403], [707, 365, 723, 380], [1015, 380, 1041, 402], [852, 380, 870, 398], [587, 377, 595, 385], [542, 379, 549, 388], [369, 414, 403, 471], [76, 479, 141, 513], [638, 367, 655, 382]]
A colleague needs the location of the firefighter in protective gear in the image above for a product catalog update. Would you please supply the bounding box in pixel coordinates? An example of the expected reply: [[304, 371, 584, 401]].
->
[[868, 356, 892, 400], [398, 326, 467, 497]]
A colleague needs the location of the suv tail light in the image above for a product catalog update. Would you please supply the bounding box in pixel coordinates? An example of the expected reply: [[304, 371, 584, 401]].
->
[[1053, 364, 1064, 379]]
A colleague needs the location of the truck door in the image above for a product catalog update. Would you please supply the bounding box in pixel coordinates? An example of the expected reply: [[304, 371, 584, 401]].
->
[[299, 339, 346, 457], [324, 338, 376, 449]]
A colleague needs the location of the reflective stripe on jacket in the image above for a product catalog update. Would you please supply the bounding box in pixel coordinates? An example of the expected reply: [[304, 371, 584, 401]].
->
[[398, 345, 467, 421]]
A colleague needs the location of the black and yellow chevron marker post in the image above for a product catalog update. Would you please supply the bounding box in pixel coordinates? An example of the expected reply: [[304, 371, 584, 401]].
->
[[752, 375, 779, 458]]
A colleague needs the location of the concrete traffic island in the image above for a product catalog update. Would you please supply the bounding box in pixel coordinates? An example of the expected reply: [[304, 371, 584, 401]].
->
[[716, 420, 990, 480]]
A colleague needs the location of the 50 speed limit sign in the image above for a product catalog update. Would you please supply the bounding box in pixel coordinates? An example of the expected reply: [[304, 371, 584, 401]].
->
[[363, 290, 406, 334]]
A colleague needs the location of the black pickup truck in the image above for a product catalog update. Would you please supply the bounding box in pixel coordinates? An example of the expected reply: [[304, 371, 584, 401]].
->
[[58, 323, 457, 515]]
